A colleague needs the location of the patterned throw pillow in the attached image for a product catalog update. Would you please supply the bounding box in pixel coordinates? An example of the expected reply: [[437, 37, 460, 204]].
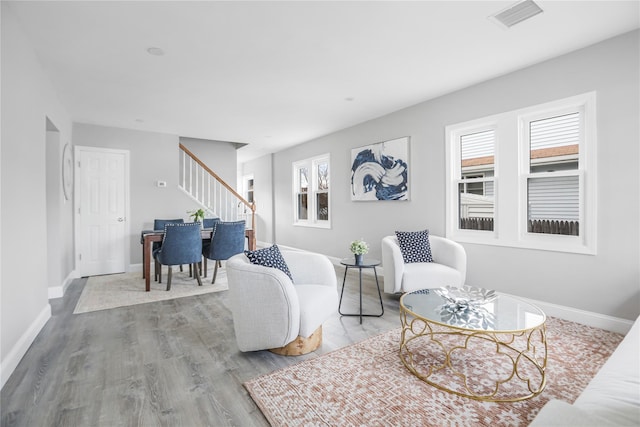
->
[[244, 244, 293, 281], [395, 229, 433, 263]]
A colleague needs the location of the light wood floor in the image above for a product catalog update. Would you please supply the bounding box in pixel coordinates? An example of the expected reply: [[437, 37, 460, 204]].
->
[[1, 265, 401, 427]]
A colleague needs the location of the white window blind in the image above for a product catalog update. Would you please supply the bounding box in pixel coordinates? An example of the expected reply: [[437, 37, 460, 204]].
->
[[530, 112, 580, 151], [461, 129, 495, 160]]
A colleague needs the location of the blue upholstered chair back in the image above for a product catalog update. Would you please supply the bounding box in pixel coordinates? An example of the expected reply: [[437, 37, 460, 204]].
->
[[154, 218, 184, 230], [205, 220, 246, 261], [155, 222, 202, 266], [202, 218, 221, 229], [153, 218, 184, 251]]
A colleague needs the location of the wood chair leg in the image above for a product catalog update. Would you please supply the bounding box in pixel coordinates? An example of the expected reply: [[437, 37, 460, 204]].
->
[[203, 258, 208, 278], [211, 261, 219, 284], [157, 261, 162, 284], [194, 263, 203, 286], [166, 266, 172, 291]]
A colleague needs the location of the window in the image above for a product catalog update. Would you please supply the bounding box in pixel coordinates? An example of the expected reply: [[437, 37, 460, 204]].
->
[[457, 129, 496, 231], [522, 111, 581, 236], [446, 93, 596, 254], [293, 154, 331, 228], [246, 178, 254, 204], [242, 174, 254, 204]]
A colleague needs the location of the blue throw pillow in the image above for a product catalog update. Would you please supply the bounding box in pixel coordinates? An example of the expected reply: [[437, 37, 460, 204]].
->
[[244, 244, 293, 280], [395, 229, 433, 263]]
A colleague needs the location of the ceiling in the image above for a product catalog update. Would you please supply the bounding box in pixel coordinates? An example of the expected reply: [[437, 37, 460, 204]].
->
[[7, 1, 639, 163]]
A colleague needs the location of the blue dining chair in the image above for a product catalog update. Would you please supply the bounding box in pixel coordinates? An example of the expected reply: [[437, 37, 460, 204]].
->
[[202, 220, 246, 284], [200, 218, 221, 277], [153, 218, 184, 281], [202, 218, 221, 229], [153, 222, 203, 290]]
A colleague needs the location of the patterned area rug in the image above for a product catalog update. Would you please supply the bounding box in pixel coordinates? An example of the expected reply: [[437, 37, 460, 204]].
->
[[73, 267, 228, 314], [244, 317, 623, 426]]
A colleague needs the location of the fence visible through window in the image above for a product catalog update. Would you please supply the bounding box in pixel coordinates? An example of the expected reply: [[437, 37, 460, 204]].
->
[[459, 216, 578, 235]]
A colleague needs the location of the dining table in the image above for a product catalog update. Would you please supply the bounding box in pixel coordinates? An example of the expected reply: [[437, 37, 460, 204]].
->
[[140, 227, 255, 291]]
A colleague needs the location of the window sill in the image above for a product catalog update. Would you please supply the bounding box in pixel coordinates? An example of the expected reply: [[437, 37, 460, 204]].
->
[[449, 232, 596, 255], [293, 221, 331, 229]]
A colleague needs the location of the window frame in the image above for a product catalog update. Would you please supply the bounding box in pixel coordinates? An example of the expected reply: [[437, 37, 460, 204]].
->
[[292, 153, 331, 229], [447, 122, 499, 240], [461, 173, 487, 196], [446, 92, 597, 254], [242, 174, 254, 205]]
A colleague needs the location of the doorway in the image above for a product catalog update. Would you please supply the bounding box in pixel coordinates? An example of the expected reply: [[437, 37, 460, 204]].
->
[[75, 146, 130, 276]]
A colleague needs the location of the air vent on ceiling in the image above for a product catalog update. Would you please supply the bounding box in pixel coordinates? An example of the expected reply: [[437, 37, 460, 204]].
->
[[489, 0, 543, 29]]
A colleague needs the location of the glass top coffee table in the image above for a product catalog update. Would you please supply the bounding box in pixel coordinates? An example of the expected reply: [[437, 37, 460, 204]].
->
[[399, 286, 547, 402]]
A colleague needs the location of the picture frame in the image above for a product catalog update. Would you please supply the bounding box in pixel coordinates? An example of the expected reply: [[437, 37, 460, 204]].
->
[[350, 136, 410, 201]]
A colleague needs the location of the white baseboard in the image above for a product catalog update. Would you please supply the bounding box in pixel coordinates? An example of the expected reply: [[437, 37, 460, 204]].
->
[[502, 292, 635, 335], [48, 270, 78, 300], [1, 304, 52, 390]]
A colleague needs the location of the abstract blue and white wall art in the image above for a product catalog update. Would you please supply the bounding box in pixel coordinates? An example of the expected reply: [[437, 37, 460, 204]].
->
[[350, 137, 409, 201]]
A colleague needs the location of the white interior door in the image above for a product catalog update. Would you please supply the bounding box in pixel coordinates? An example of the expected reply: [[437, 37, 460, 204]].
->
[[76, 146, 129, 276]]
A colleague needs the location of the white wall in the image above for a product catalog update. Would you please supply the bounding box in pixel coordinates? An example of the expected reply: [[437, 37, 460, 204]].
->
[[1, 3, 73, 387], [45, 122, 75, 299], [245, 30, 640, 321], [180, 136, 237, 186]]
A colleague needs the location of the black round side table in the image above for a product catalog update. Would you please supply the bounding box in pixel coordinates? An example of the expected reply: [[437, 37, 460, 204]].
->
[[338, 258, 384, 324]]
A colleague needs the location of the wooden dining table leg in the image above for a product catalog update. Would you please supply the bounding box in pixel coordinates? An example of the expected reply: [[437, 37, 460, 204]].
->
[[143, 235, 152, 292]]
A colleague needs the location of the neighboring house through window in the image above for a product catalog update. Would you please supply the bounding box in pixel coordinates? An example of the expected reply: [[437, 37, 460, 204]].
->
[[446, 92, 596, 254], [293, 154, 331, 228]]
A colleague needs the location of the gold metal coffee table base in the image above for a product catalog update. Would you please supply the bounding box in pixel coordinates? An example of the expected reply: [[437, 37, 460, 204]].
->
[[399, 310, 547, 402]]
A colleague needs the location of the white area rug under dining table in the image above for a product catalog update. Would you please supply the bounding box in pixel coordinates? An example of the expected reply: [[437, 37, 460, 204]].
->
[[73, 267, 228, 314]]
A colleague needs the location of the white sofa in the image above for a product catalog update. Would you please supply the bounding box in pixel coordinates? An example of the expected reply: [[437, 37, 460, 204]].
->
[[530, 316, 640, 426], [226, 250, 338, 355], [381, 234, 467, 294]]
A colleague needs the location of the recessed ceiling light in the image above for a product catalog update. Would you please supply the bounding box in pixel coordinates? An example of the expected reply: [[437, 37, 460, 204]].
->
[[345, 97, 355, 102], [146, 47, 165, 56], [135, 118, 144, 123], [489, 0, 543, 29]]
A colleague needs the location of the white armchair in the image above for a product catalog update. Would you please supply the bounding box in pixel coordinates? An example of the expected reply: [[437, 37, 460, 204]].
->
[[381, 235, 467, 294], [226, 250, 338, 355]]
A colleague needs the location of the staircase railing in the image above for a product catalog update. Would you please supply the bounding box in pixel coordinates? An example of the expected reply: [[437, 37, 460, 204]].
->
[[178, 143, 256, 247]]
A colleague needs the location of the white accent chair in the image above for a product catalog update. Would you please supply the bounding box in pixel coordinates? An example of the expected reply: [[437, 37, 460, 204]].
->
[[226, 250, 339, 355], [381, 235, 467, 294]]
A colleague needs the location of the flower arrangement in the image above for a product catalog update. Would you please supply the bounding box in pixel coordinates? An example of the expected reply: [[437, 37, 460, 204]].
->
[[350, 239, 369, 255], [188, 208, 205, 223]]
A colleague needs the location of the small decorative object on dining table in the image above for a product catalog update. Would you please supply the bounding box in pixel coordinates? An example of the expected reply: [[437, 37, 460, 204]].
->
[[350, 238, 369, 265], [188, 208, 205, 225]]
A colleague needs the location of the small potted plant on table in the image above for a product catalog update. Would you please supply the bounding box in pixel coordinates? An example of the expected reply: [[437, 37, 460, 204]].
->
[[350, 239, 369, 265], [188, 208, 205, 226]]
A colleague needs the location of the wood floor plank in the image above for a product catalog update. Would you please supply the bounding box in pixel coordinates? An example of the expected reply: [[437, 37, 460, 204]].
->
[[1, 265, 400, 426]]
